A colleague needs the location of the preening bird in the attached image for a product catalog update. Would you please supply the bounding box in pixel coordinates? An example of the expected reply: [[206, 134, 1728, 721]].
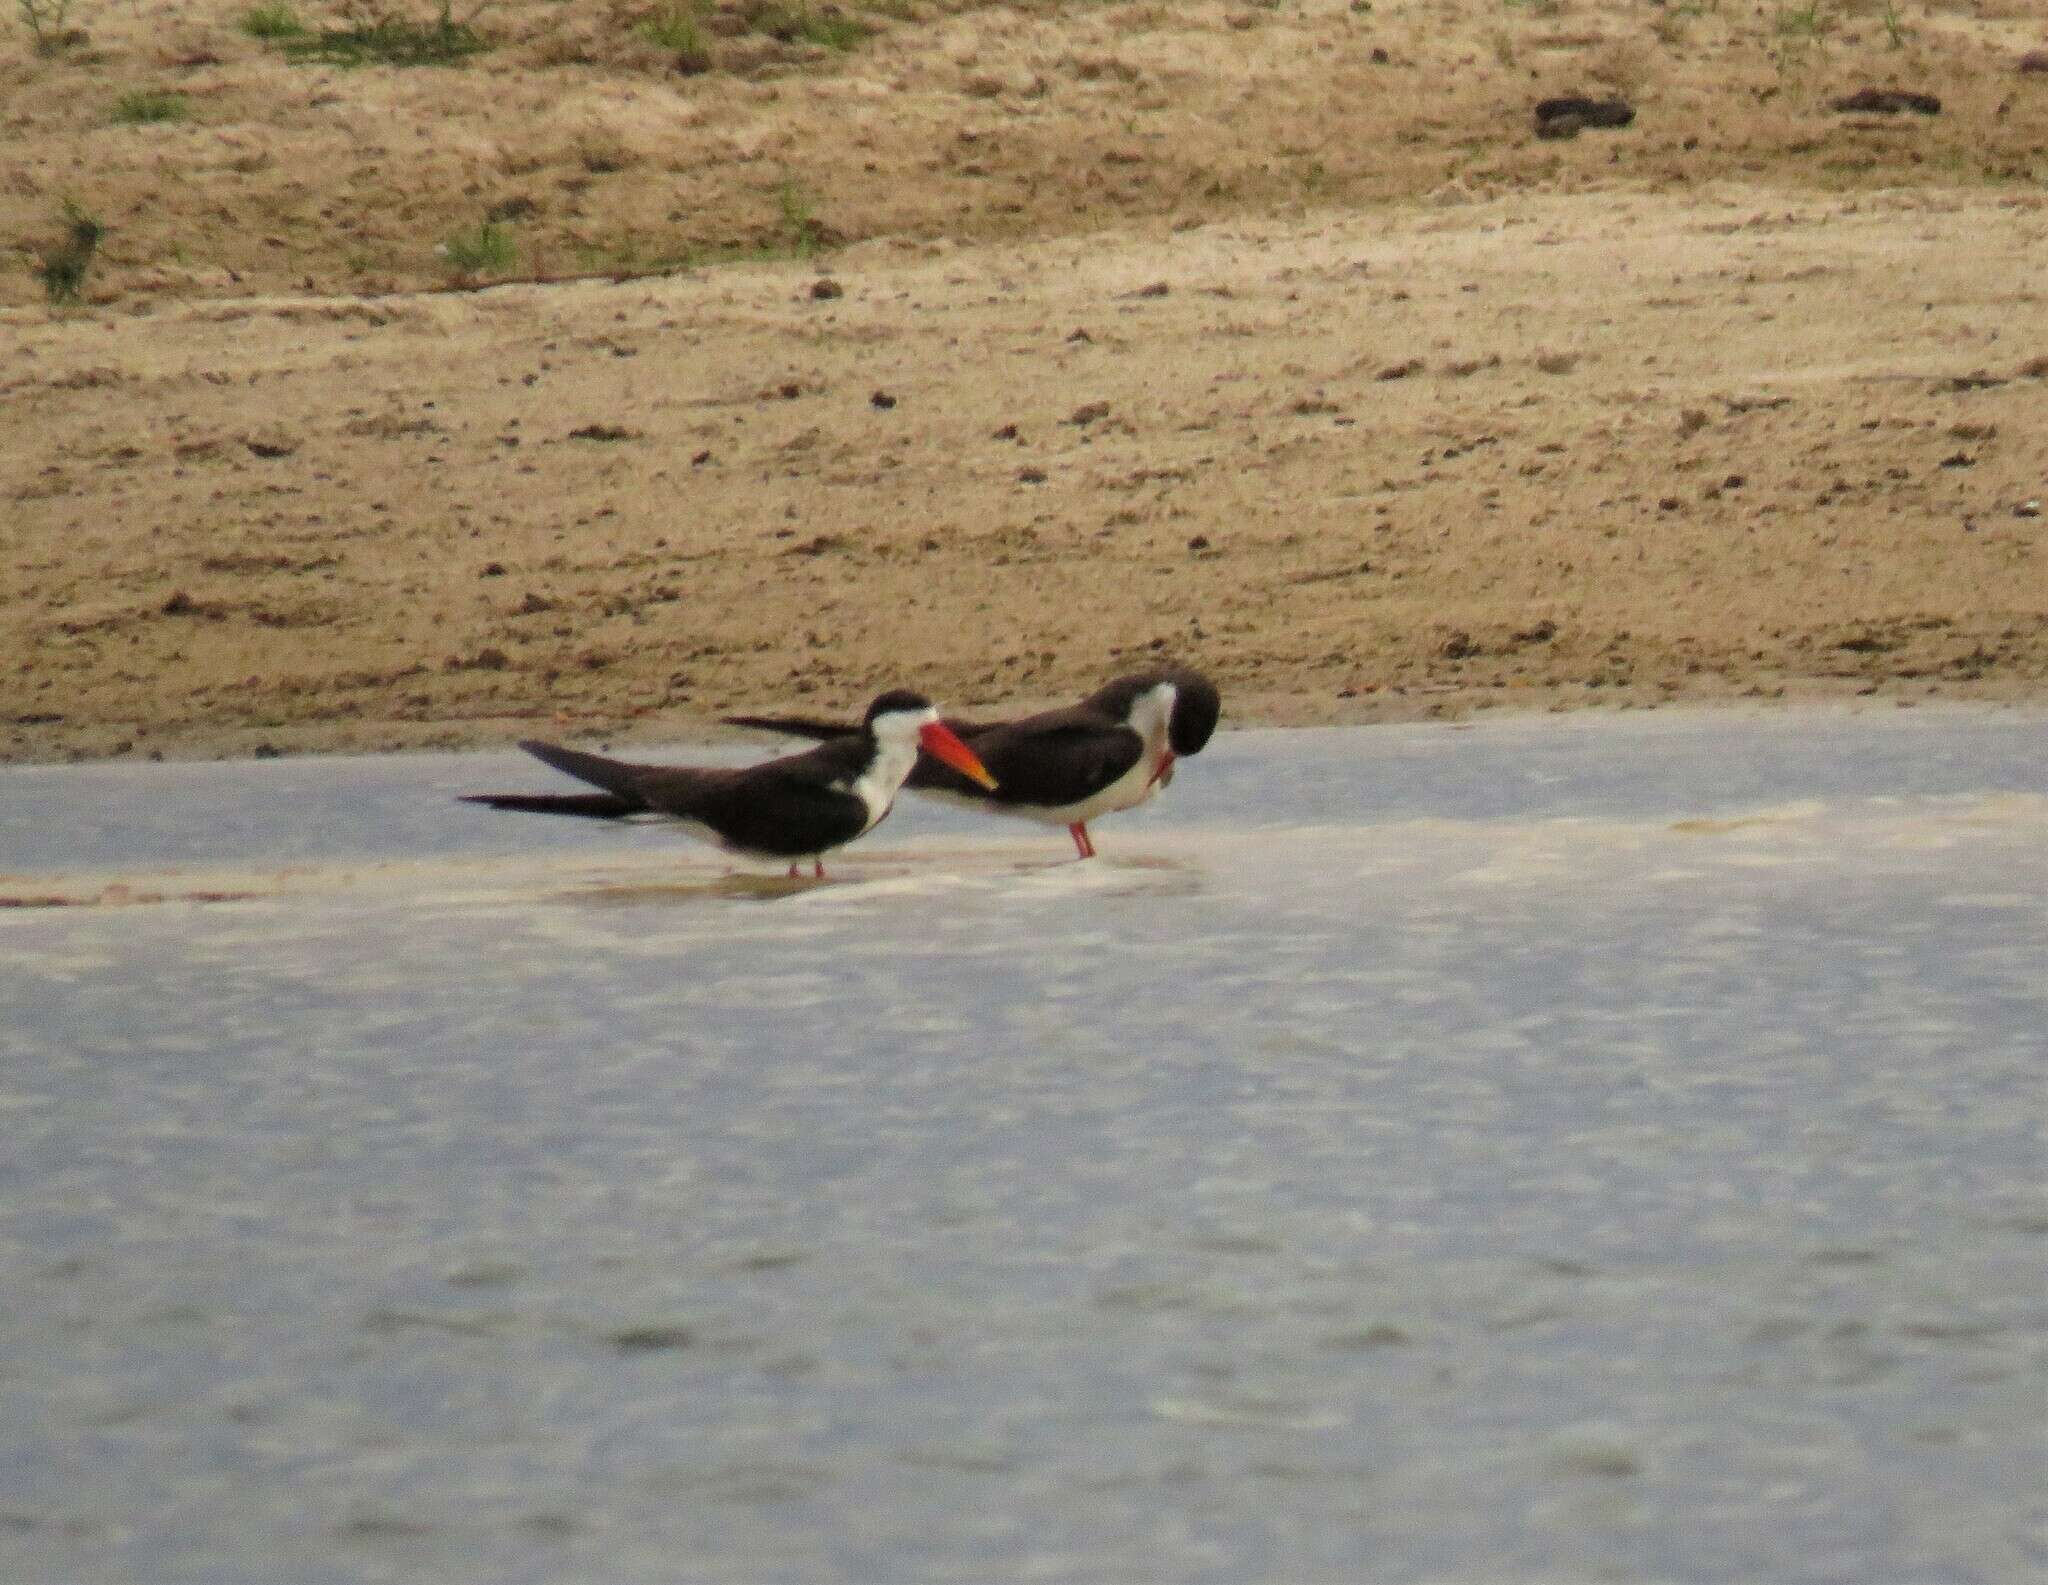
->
[[725, 667, 1219, 858]]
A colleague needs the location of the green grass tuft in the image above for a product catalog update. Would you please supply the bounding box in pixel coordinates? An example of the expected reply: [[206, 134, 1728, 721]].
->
[[746, 1, 870, 50], [111, 89, 190, 124], [238, 3, 306, 39], [1773, 0, 1829, 38], [282, 1, 490, 66], [441, 220, 516, 277], [637, 1, 706, 52], [775, 177, 832, 257], [796, 7, 868, 49], [34, 200, 102, 305]]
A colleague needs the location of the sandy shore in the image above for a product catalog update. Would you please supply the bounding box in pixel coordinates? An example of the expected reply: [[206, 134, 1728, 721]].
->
[[5, 0, 2045, 762]]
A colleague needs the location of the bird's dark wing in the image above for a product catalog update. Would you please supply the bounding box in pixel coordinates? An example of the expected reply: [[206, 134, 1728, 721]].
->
[[459, 791, 643, 819], [499, 738, 749, 826], [460, 740, 661, 817], [721, 713, 859, 742], [515, 739, 661, 800], [916, 710, 1141, 805], [725, 712, 1001, 742], [655, 747, 872, 856]]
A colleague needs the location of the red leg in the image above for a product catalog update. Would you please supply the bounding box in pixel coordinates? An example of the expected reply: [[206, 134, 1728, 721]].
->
[[787, 863, 801, 879], [813, 859, 825, 878], [1069, 822, 1096, 859]]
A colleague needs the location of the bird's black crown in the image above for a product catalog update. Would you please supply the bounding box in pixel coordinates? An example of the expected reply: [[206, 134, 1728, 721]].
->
[[863, 688, 936, 725]]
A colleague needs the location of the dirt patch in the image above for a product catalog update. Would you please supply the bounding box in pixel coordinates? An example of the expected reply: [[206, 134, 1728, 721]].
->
[[4, 0, 2046, 760], [5, 0, 2048, 303]]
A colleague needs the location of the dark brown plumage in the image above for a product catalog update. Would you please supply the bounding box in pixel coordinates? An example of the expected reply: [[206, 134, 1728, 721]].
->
[[725, 667, 1220, 858], [463, 689, 994, 876]]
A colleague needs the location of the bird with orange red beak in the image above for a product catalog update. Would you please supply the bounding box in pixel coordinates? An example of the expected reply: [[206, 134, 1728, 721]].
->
[[461, 689, 995, 877], [726, 667, 1219, 859]]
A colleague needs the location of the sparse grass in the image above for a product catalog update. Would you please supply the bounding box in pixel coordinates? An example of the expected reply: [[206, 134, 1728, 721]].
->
[[775, 176, 829, 257], [17, 0, 76, 55], [440, 220, 516, 277], [1489, 29, 1515, 69], [281, 0, 491, 66], [574, 130, 637, 174], [238, 3, 306, 39], [1879, 0, 1906, 48], [33, 200, 101, 304], [1587, 38, 1647, 94], [675, 240, 809, 268], [653, 180, 841, 271], [637, 0, 705, 52], [1774, 0, 1830, 39], [1650, 7, 1689, 47], [111, 89, 189, 124], [799, 8, 869, 49], [570, 236, 697, 275], [744, 1, 870, 50]]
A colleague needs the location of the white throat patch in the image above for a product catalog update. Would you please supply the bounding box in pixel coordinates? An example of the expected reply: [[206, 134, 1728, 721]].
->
[[1131, 682, 1177, 757], [844, 704, 934, 831]]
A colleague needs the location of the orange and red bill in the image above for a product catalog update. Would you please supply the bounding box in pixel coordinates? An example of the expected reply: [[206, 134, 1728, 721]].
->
[[918, 720, 999, 790]]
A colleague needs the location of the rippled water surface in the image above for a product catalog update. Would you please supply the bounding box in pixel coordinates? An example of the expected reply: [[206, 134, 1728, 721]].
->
[[3, 708, 2044, 1583]]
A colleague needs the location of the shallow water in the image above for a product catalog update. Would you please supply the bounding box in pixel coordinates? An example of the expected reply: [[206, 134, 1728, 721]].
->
[[2, 708, 2044, 1583]]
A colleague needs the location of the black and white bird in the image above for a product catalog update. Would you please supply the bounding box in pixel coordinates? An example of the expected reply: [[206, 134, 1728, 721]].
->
[[725, 667, 1220, 859], [461, 689, 995, 877]]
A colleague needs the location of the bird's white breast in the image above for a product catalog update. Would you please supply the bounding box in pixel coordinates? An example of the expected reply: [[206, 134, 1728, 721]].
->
[[842, 723, 924, 833]]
